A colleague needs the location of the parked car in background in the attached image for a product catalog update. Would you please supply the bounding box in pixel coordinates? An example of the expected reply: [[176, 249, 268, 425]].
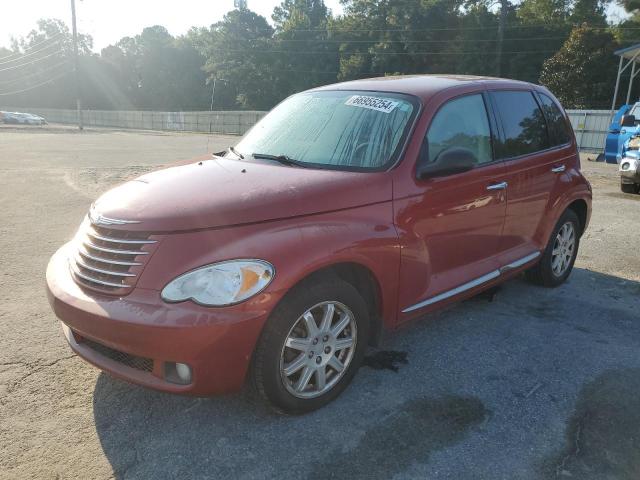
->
[[1, 111, 47, 125], [619, 150, 640, 193], [46, 75, 591, 413]]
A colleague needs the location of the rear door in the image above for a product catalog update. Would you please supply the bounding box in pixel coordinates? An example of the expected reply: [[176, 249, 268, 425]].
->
[[488, 89, 572, 267]]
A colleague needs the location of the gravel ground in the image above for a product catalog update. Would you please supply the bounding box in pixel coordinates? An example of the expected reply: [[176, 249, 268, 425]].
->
[[0, 126, 639, 480]]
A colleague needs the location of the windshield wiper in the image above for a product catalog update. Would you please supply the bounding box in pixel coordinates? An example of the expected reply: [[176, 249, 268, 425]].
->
[[228, 146, 244, 159], [251, 152, 308, 168]]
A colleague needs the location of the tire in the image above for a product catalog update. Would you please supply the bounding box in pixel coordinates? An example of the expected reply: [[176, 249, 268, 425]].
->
[[621, 181, 638, 194], [252, 275, 370, 414], [525, 209, 580, 288]]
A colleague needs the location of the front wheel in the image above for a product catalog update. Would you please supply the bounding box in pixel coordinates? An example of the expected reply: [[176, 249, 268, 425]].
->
[[525, 209, 580, 287], [252, 276, 369, 414]]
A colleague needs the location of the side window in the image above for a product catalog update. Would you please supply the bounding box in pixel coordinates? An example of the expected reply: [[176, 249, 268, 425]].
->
[[491, 91, 549, 159], [538, 93, 571, 147], [426, 94, 493, 165]]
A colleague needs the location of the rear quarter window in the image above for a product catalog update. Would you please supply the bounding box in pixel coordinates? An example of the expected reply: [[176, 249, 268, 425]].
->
[[491, 90, 549, 159], [538, 93, 571, 147]]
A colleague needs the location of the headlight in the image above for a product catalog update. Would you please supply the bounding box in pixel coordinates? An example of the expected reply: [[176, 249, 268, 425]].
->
[[161, 259, 274, 306]]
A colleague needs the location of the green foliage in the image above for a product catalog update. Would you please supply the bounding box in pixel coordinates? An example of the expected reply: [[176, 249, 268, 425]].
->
[[198, 9, 279, 109], [0, 0, 630, 111], [540, 25, 619, 108], [271, 0, 338, 95]]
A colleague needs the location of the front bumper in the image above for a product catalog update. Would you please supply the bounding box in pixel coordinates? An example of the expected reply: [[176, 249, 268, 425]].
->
[[620, 157, 640, 183], [46, 244, 268, 396]]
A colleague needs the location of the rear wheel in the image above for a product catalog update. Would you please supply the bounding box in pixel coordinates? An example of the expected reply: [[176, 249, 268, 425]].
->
[[252, 276, 369, 414], [525, 209, 580, 287]]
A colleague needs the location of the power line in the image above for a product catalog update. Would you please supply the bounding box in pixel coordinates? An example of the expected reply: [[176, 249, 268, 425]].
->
[[0, 41, 61, 66], [273, 35, 572, 44], [264, 23, 630, 33], [0, 70, 69, 96], [0, 50, 64, 72], [0, 33, 64, 62], [222, 48, 557, 56], [0, 60, 69, 85]]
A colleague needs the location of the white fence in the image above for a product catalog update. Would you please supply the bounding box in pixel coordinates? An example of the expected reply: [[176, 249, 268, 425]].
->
[[2, 106, 612, 151], [566, 109, 611, 153], [1, 107, 267, 135]]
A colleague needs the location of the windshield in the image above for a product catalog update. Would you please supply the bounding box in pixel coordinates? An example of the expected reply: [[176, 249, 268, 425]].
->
[[234, 90, 418, 170]]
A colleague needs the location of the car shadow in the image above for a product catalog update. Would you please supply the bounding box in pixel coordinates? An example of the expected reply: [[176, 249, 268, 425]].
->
[[92, 267, 640, 479]]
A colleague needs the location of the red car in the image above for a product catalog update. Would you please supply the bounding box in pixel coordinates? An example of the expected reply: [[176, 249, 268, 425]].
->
[[47, 75, 591, 413]]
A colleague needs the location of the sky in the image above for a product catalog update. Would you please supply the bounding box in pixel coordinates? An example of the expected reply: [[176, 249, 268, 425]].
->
[[0, 0, 629, 52], [0, 0, 344, 51]]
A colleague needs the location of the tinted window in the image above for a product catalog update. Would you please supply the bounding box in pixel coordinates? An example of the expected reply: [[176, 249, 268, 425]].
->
[[426, 94, 492, 165], [539, 93, 571, 147], [491, 91, 549, 159]]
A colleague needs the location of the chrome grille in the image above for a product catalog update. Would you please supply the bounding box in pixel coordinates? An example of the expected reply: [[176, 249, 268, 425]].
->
[[70, 218, 159, 294]]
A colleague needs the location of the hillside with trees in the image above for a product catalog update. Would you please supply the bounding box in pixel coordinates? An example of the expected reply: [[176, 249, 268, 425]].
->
[[1, 0, 639, 111]]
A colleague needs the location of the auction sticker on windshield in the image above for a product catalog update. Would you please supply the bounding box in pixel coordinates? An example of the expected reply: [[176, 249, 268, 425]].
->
[[345, 95, 399, 113]]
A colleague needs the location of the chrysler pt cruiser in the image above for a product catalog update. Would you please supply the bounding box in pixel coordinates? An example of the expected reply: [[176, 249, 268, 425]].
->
[[46, 75, 591, 413]]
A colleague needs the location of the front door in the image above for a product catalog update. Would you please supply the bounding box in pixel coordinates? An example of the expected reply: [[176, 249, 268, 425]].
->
[[395, 92, 507, 318]]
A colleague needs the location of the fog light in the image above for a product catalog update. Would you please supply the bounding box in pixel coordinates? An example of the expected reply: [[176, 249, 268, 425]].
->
[[164, 361, 192, 385], [176, 363, 191, 381], [622, 162, 630, 170]]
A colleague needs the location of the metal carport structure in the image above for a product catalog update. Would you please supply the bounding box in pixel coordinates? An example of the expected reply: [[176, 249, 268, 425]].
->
[[610, 43, 640, 114]]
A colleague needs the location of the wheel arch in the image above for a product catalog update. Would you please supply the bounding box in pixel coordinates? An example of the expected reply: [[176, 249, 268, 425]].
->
[[566, 198, 588, 236], [275, 261, 386, 347], [540, 188, 591, 248]]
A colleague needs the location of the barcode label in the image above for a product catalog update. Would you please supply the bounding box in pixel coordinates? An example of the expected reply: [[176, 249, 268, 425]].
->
[[345, 95, 399, 113]]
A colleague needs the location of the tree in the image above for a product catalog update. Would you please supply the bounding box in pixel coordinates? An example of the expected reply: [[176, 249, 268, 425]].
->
[[517, 0, 569, 24], [199, 8, 280, 109], [571, 0, 609, 24], [0, 18, 93, 108], [333, 0, 465, 80], [100, 26, 209, 110], [540, 25, 619, 108], [0, 1, 630, 112], [271, 0, 339, 95]]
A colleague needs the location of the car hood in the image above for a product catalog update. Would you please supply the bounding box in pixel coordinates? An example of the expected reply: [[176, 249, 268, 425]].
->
[[92, 156, 392, 232]]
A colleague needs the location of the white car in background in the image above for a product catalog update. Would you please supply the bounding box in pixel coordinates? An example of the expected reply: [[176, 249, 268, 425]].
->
[[1, 111, 47, 125]]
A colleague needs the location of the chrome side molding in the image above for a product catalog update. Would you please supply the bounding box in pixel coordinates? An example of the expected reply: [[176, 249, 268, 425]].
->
[[487, 181, 508, 191], [402, 251, 540, 314], [402, 270, 500, 313], [500, 251, 540, 272]]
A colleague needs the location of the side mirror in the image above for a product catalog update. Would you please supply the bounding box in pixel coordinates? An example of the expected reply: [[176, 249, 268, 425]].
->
[[416, 147, 477, 179], [621, 114, 636, 127]]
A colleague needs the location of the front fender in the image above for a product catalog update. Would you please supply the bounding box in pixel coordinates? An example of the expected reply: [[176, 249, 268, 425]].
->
[[138, 201, 401, 330]]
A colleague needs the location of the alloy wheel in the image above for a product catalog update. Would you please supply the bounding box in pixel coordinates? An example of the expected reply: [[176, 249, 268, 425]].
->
[[280, 301, 357, 399], [551, 222, 575, 277]]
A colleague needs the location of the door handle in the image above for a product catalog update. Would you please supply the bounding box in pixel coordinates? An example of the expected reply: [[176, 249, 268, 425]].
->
[[551, 165, 566, 173], [487, 181, 508, 191]]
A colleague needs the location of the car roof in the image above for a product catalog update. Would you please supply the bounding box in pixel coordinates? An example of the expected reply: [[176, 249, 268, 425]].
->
[[311, 74, 534, 102]]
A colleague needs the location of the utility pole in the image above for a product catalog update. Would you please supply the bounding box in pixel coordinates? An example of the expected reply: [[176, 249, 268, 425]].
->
[[210, 78, 217, 111], [209, 78, 227, 111], [496, 0, 508, 78], [70, 0, 83, 130]]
